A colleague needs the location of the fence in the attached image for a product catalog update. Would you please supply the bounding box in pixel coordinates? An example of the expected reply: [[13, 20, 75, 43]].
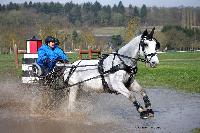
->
[[79, 47, 101, 59], [14, 45, 101, 69], [13, 44, 26, 69]]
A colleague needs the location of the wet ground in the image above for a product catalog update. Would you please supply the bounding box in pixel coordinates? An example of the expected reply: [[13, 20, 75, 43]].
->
[[0, 78, 200, 133]]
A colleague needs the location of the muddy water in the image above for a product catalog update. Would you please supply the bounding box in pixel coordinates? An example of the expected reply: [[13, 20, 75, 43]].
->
[[0, 78, 200, 133]]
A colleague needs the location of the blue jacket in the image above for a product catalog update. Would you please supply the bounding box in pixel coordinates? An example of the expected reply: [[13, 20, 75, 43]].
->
[[37, 44, 68, 72]]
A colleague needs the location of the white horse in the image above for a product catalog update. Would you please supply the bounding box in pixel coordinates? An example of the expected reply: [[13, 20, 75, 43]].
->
[[63, 28, 160, 119]]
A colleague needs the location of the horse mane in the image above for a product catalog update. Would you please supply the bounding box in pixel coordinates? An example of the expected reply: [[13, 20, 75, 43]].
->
[[117, 35, 142, 66], [103, 35, 142, 69], [118, 35, 141, 57]]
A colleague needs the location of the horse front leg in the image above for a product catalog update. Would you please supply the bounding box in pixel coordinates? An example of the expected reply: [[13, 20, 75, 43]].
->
[[111, 81, 150, 119], [110, 74, 149, 119], [129, 80, 154, 117]]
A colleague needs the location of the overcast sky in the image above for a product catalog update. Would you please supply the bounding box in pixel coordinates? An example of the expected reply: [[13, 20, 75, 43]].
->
[[0, 0, 200, 7]]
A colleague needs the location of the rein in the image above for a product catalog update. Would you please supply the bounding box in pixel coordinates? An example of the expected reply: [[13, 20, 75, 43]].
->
[[48, 36, 157, 91], [53, 52, 139, 91]]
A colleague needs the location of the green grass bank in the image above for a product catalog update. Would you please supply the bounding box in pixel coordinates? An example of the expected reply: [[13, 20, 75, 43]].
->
[[137, 52, 200, 93]]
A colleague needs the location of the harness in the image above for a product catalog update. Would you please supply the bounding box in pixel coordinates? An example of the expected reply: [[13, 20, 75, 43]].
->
[[98, 53, 138, 94], [42, 36, 158, 93]]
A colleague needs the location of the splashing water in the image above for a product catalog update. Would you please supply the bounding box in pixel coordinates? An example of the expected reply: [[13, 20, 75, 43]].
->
[[0, 77, 200, 133]]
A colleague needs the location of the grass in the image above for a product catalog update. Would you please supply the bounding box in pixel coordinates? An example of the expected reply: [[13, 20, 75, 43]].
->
[[0, 51, 200, 93], [192, 128, 200, 133], [137, 52, 200, 93], [0, 54, 21, 77]]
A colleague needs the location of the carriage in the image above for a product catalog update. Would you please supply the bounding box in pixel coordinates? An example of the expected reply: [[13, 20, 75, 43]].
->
[[22, 28, 160, 119]]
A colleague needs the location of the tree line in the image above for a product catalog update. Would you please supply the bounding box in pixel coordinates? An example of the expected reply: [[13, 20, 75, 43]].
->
[[2, 1, 200, 26], [0, 1, 200, 53], [0, 1, 150, 26]]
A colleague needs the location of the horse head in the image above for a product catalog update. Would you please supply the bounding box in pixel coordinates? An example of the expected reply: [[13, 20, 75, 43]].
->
[[139, 27, 160, 67]]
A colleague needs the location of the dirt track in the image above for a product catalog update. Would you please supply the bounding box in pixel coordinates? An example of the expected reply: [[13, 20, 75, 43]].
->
[[0, 78, 200, 133]]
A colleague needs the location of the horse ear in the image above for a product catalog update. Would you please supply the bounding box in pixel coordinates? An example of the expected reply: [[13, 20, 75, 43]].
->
[[148, 27, 155, 39], [142, 29, 148, 37], [156, 41, 160, 50]]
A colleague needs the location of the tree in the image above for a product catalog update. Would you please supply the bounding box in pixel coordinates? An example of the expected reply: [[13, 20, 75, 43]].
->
[[81, 2, 94, 25], [23, 2, 28, 8], [64, 1, 74, 13], [83, 30, 96, 48], [71, 30, 79, 49], [91, 1, 102, 24], [82, 2, 92, 13], [111, 12, 124, 26], [161, 26, 195, 51], [112, 4, 118, 13], [124, 17, 140, 42], [92, 1, 101, 11], [134, 6, 139, 17], [7, 2, 20, 10], [68, 5, 81, 25], [98, 5, 111, 25], [128, 4, 134, 18], [53, 2, 63, 14], [117, 1, 125, 14], [140, 4, 147, 23], [111, 35, 123, 49], [28, 1, 33, 8]]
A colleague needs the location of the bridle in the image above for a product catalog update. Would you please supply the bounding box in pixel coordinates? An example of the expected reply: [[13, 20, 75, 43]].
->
[[139, 36, 158, 64]]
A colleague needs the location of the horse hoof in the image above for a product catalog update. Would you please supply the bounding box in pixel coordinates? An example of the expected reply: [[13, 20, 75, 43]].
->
[[145, 102, 151, 108], [140, 111, 149, 119], [147, 109, 154, 117]]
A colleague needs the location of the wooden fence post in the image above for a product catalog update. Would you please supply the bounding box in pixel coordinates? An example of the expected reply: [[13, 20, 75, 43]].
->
[[13, 44, 19, 69], [79, 47, 82, 59], [89, 47, 92, 59]]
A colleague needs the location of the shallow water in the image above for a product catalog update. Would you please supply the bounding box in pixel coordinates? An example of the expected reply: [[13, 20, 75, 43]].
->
[[0, 78, 200, 133]]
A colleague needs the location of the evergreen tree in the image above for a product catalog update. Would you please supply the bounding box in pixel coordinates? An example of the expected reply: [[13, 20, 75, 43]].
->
[[69, 5, 81, 25], [91, 1, 102, 24], [29, 1, 33, 8], [140, 4, 147, 22], [134, 6, 139, 16], [112, 4, 118, 13], [117, 1, 125, 14], [92, 1, 102, 14], [128, 4, 134, 18], [64, 2, 74, 15], [23, 2, 28, 8], [98, 6, 111, 25], [111, 35, 123, 47], [82, 2, 92, 13]]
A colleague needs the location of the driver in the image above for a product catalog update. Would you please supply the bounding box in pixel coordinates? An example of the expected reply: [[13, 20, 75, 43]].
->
[[37, 36, 68, 76]]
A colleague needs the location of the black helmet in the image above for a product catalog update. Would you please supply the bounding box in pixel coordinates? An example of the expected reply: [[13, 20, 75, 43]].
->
[[55, 38, 60, 45], [45, 36, 55, 44]]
